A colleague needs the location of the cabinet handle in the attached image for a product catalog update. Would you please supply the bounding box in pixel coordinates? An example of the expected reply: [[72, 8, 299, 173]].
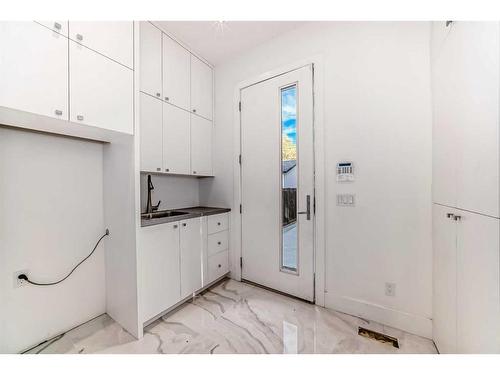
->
[[192, 109, 196, 113], [193, 171, 197, 174], [173, 224, 178, 229], [182, 223, 187, 227], [156, 92, 161, 97], [217, 222, 221, 226], [446, 213, 455, 219], [218, 264, 221, 268], [156, 167, 161, 171], [165, 97, 169, 101], [77, 115, 84, 121], [54, 109, 63, 116], [76, 34, 83, 41], [54, 22, 62, 30], [218, 241, 221, 245], [454, 215, 462, 221], [165, 168, 169, 172]]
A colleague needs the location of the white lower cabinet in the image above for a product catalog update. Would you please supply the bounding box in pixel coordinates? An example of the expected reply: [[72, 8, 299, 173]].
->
[[205, 213, 230, 286], [433, 204, 500, 353], [139, 222, 181, 322], [69, 41, 133, 134], [180, 217, 203, 299], [208, 250, 229, 283], [0, 22, 68, 120]]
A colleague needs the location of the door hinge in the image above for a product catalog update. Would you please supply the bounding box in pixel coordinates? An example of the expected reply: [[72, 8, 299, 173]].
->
[[239, 204, 242, 214], [238, 101, 241, 112], [313, 195, 316, 214], [240, 257, 243, 269], [238, 154, 242, 164]]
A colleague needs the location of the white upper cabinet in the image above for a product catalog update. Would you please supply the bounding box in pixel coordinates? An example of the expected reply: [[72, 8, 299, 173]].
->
[[69, 21, 133, 68], [190, 114, 213, 176], [432, 22, 499, 217], [140, 93, 163, 172], [180, 218, 203, 299], [190, 55, 213, 120], [0, 22, 68, 120], [36, 21, 68, 36], [163, 35, 190, 110], [163, 103, 191, 174], [140, 22, 162, 98], [69, 41, 133, 134]]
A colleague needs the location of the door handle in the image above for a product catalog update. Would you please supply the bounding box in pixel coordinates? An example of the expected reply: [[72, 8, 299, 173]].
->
[[297, 195, 311, 220]]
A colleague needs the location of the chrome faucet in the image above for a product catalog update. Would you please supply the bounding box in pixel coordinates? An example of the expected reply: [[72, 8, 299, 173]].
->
[[145, 174, 161, 214]]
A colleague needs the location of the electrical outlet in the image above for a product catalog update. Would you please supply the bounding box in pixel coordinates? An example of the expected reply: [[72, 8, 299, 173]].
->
[[14, 270, 29, 288], [385, 282, 396, 297]]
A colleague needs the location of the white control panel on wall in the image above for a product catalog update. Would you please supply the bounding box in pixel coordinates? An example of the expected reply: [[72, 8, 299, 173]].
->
[[336, 161, 354, 182], [337, 194, 355, 206]]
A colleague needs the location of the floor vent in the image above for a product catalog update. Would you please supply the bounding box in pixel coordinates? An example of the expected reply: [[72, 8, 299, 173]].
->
[[358, 327, 399, 348]]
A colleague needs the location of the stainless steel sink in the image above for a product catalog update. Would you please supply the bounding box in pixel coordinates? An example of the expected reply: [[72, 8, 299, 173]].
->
[[141, 211, 188, 220]]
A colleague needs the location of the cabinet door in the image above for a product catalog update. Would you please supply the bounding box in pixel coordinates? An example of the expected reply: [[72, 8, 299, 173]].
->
[[69, 41, 133, 134], [140, 22, 162, 98], [452, 22, 499, 218], [163, 35, 190, 110], [190, 115, 213, 176], [163, 103, 190, 174], [36, 21, 68, 36], [457, 210, 500, 353], [432, 22, 459, 208], [190, 55, 213, 120], [432, 204, 458, 354], [140, 93, 163, 173], [0, 22, 68, 120], [180, 217, 203, 299], [139, 222, 181, 322], [69, 21, 133, 68]]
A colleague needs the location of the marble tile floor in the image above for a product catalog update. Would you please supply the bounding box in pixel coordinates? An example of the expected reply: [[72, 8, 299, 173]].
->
[[25, 279, 437, 354]]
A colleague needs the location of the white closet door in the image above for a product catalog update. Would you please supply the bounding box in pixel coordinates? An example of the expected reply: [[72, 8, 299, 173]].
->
[[36, 21, 68, 36], [0, 22, 68, 120], [163, 103, 190, 174], [457, 210, 500, 353], [190, 115, 213, 176], [140, 93, 163, 173], [163, 35, 190, 110], [180, 218, 203, 299], [432, 204, 457, 354], [69, 21, 133, 68], [140, 22, 162, 99], [69, 41, 133, 134], [190, 55, 213, 120], [452, 22, 499, 218], [139, 222, 181, 322]]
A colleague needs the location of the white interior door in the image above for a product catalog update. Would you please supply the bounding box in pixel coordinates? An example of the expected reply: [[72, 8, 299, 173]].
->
[[241, 65, 314, 301]]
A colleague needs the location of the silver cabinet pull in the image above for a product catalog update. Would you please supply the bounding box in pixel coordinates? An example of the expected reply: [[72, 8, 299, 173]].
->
[[193, 171, 197, 174], [298, 195, 311, 220], [165, 168, 169, 172], [165, 97, 169, 101], [173, 224, 178, 229], [156, 167, 161, 171], [446, 213, 455, 219], [192, 109, 196, 113], [218, 241, 221, 245], [54, 109, 63, 116], [218, 264, 221, 268], [76, 34, 83, 41], [182, 223, 187, 227], [217, 222, 221, 226], [454, 215, 462, 221], [77, 115, 84, 121], [54, 22, 62, 30], [156, 92, 161, 97]]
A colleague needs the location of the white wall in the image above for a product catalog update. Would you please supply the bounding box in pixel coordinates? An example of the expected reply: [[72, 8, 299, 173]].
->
[[0, 128, 106, 353], [140, 174, 201, 211], [203, 22, 433, 337]]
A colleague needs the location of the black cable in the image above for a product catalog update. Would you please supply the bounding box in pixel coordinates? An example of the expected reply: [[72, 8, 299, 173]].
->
[[18, 229, 110, 286]]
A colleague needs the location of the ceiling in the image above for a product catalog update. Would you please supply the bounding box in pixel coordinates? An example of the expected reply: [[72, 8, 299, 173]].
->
[[153, 21, 307, 65]]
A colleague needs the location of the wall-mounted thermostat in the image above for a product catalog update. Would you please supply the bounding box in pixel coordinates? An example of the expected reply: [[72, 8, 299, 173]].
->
[[336, 161, 354, 182]]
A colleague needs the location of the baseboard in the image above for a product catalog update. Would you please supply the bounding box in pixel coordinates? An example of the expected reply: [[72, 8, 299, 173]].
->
[[326, 293, 432, 339]]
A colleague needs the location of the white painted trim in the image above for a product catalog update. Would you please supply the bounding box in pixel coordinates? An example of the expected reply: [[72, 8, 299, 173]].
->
[[231, 55, 326, 306], [327, 292, 433, 339]]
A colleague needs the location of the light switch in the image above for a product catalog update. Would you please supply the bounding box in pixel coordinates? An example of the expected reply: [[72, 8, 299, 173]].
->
[[337, 194, 355, 206]]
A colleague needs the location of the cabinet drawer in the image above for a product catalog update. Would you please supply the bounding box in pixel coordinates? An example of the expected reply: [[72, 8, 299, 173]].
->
[[208, 230, 228, 256], [208, 213, 228, 234], [208, 250, 229, 283]]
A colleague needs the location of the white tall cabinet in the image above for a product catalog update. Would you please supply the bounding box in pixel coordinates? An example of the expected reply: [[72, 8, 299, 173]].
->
[[432, 21, 500, 354]]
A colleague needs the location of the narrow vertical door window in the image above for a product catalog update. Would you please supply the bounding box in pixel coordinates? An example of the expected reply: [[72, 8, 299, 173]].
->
[[281, 85, 298, 271]]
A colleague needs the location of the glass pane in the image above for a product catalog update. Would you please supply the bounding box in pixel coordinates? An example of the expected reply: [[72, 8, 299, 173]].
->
[[281, 85, 297, 271]]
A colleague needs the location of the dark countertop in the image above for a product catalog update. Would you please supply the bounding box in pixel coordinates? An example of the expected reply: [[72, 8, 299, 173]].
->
[[141, 206, 231, 227]]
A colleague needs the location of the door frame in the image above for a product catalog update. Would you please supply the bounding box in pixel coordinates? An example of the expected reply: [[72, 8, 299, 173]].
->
[[231, 55, 326, 306]]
